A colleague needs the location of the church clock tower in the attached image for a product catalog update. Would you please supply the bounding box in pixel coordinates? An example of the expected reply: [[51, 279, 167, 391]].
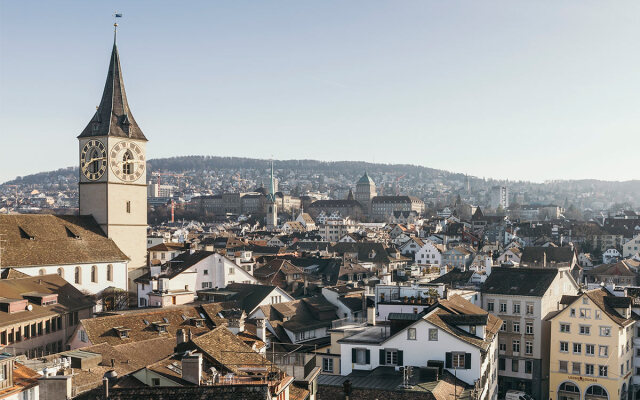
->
[[77, 26, 148, 288]]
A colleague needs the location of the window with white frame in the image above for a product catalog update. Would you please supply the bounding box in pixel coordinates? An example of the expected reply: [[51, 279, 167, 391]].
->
[[322, 357, 334, 373], [407, 328, 416, 340]]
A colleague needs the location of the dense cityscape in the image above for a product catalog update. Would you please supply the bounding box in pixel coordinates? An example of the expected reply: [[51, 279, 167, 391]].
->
[[1, 4, 639, 400]]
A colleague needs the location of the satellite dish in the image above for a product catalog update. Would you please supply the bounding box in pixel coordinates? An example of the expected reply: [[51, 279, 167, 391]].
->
[[27, 304, 33, 311]]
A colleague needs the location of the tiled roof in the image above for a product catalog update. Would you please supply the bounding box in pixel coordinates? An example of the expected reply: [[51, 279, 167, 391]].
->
[[192, 326, 276, 374], [0, 362, 39, 398], [80, 306, 212, 346], [585, 261, 636, 277], [481, 267, 559, 297], [0, 274, 94, 327], [0, 214, 128, 267], [148, 242, 187, 252]]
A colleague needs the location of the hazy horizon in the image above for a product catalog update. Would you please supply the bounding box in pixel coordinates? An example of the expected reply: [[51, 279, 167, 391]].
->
[[1, 1, 639, 183]]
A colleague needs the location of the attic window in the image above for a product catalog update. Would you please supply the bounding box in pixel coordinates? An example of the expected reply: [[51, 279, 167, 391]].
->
[[162, 317, 169, 323], [181, 315, 187, 321], [142, 319, 150, 325], [65, 226, 80, 239], [19, 227, 34, 240], [190, 318, 204, 328], [152, 322, 169, 333], [113, 327, 130, 339]]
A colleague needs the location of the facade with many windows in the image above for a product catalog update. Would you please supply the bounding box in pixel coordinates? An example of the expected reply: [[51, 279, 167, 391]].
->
[[549, 288, 634, 400], [482, 267, 579, 400]]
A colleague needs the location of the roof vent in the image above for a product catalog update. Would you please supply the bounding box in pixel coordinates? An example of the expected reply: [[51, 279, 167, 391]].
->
[[65, 226, 80, 239], [19, 227, 34, 240]]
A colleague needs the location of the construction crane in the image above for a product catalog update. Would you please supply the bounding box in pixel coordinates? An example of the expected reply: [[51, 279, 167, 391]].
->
[[151, 172, 185, 187]]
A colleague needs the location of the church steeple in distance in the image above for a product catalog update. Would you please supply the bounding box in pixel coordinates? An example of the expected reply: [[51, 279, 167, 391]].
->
[[78, 20, 146, 141]]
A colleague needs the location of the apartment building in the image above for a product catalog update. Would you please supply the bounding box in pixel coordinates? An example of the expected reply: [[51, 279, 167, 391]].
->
[[548, 288, 634, 400], [0, 275, 94, 358], [481, 267, 579, 400]]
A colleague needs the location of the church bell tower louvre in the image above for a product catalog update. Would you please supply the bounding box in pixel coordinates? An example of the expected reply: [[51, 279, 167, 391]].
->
[[77, 23, 148, 289]]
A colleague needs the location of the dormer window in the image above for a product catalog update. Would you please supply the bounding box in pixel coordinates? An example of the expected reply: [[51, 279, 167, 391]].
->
[[190, 318, 204, 328], [152, 322, 169, 334], [113, 327, 131, 339]]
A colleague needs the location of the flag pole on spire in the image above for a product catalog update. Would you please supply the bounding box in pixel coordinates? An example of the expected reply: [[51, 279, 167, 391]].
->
[[113, 12, 123, 44]]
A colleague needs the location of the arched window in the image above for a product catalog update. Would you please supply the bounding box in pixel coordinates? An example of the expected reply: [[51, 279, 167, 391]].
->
[[586, 385, 609, 400], [91, 265, 98, 283], [75, 267, 81, 284], [122, 150, 133, 175], [107, 264, 113, 282], [559, 382, 581, 400], [38, 269, 46, 276], [57, 268, 64, 278]]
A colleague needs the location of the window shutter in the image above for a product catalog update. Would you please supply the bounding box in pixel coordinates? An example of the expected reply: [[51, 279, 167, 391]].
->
[[465, 353, 471, 369], [365, 349, 370, 364], [379, 349, 385, 365], [352, 348, 357, 363], [397, 350, 403, 366], [445, 352, 452, 368]]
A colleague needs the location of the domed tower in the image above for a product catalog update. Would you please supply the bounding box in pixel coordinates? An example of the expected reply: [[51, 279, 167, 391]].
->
[[355, 172, 376, 215]]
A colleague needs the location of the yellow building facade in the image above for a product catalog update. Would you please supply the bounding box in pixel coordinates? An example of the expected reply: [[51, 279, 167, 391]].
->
[[549, 288, 634, 400]]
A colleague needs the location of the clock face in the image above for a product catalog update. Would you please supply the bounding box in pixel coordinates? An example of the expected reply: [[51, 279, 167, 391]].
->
[[81, 140, 107, 181], [110, 140, 145, 182]]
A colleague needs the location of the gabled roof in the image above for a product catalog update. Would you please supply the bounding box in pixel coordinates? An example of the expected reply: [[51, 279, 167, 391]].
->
[[0, 214, 128, 267], [225, 283, 286, 314], [481, 267, 559, 297], [585, 261, 637, 277], [554, 288, 635, 327], [148, 242, 187, 252], [329, 242, 392, 264], [160, 251, 214, 279], [78, 40, 147, 140], [192, 326, 276, 374]]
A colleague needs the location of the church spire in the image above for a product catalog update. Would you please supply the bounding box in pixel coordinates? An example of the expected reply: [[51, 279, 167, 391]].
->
[[268, 161, 276, 201], [78, 25, 147, 141]]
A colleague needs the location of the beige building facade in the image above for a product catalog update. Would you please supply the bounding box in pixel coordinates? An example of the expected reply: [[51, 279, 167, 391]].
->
[[548, 289, 634, 400]]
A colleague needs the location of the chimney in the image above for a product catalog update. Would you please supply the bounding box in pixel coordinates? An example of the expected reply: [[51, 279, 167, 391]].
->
[[367, 306, 376, 326], [176, 328, 187, 346], [187, 328, 193, 342], [103, 377, 109, 399], [256, 318, 267, 343], [182, 352, 202, 385]]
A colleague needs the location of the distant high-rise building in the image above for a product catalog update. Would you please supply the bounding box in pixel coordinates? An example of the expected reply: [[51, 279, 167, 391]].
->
[[490, 186, 509, 209], [355, 172, 376, 215]]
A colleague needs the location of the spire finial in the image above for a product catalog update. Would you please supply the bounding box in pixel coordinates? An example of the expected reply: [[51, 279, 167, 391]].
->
[[113, 12, 123, 45]]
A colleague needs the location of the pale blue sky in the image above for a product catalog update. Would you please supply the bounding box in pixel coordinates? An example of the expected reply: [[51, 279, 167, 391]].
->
[[1, 1, 639, 183]]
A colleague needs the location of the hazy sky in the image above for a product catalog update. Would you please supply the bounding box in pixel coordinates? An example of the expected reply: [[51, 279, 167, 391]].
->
[[1, 1, 639, 183]]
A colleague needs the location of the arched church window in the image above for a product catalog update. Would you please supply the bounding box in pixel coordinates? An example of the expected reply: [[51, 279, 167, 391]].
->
[[75, 267, 81, 284], [39, 269, 46, 276], [107, 264, 113, 281], [91, 265, 98, 283], [122, 150, 134, 175], [57, 268, 64, 278]]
